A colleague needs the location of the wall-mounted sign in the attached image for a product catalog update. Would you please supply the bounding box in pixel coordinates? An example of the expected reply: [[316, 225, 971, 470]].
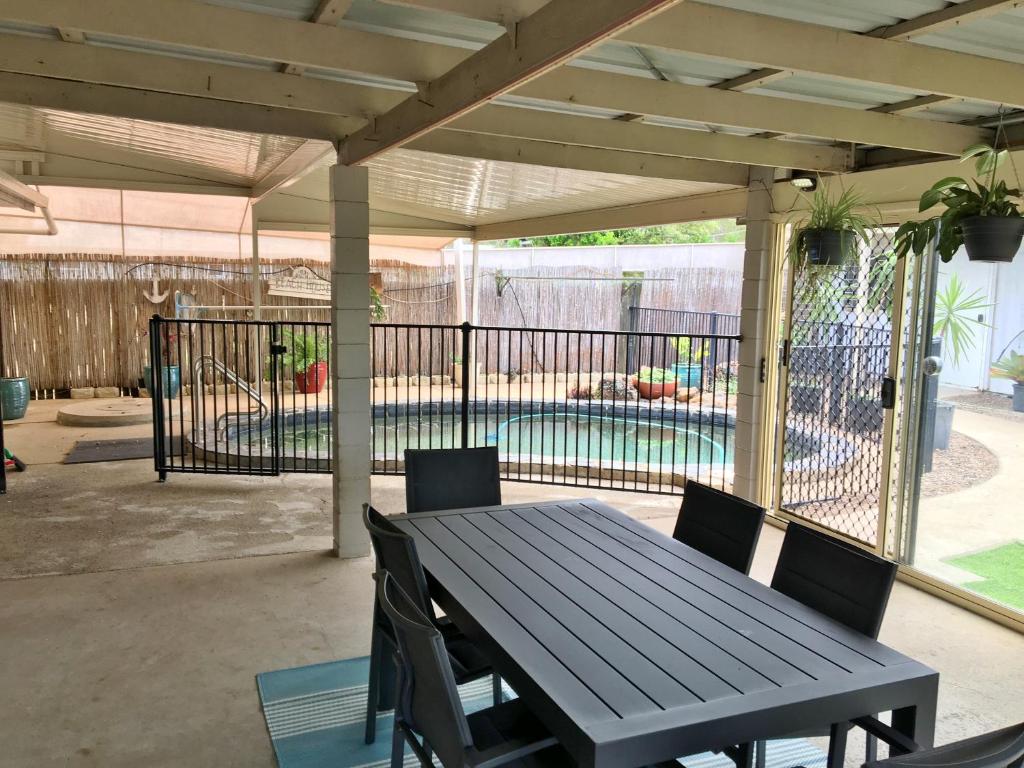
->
[[268, 266, 330, 300]]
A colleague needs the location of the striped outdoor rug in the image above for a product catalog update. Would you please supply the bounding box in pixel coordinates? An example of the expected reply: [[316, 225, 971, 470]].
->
[[256, 656, 827, 768]]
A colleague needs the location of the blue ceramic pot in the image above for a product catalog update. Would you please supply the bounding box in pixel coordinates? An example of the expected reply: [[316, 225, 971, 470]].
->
[[671, 363, 703, 389], [143, 365, 181, 399], [0, 377, 29, 420]]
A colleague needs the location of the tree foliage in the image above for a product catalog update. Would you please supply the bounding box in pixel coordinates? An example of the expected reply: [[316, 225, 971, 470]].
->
[[496, 220, 744, 247]]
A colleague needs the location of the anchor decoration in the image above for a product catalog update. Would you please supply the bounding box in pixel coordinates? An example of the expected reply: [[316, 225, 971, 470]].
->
[[143, 278, 169, 304]]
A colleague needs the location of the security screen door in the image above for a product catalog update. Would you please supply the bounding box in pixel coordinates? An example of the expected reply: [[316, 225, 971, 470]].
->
[[773, 230, 910, 551]]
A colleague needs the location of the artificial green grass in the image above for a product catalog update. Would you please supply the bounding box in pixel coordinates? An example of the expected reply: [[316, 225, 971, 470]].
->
[[947, 541, 1024, 610]]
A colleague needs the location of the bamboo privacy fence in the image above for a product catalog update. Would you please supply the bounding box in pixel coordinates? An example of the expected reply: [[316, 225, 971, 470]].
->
[[0, 254, 740, 391]]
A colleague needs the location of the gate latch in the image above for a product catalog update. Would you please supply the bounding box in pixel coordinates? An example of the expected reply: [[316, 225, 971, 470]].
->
[[270, 343, 287, 355], [881, 376, 897, 409]]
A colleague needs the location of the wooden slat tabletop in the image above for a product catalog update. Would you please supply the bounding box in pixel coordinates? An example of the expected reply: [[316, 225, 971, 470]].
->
[[392, 499, 938, 768]]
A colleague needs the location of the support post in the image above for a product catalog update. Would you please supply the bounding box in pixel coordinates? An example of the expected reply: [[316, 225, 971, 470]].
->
[[251, 213, 262, 320], [454, 239, 468, 324], [330, 163, 371, 559], [470, 240, 481, 326], [733, 167, 782, 504]]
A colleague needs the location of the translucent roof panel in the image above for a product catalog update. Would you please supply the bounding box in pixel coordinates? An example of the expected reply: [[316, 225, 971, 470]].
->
[[366, 148, 736, 226]]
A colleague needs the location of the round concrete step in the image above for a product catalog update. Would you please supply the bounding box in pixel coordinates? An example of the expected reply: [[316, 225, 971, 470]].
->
[[57, 398, 153, 427]]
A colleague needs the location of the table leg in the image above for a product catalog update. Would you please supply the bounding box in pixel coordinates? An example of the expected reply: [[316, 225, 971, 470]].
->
[[892, 703, 936, 752], [827, 723, 849, 768]]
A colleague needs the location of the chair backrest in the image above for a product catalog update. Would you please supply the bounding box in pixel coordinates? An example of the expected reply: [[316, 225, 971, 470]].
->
[[363, 504, 437, 623], [673, 480, 766, 574], [378, 571, 474, 768], [771, 523, 898, 638], [404, 447, 502, 514]]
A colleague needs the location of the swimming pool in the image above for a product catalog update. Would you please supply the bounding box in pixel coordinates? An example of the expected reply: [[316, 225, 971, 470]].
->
[[192, 399, 846, 480]]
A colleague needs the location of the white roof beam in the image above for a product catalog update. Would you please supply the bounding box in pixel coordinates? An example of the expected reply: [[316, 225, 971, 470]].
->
[[0, 72, 361, 140], [519, 68, 988, 155], [283, 0, 355, 76], [338, 0, 683, 165], [407, 130, 751, 184], [451, 105, 853, 171], [0, 0, 466, 84], [619, 3, 1024, 109], [0, 33, 405, 118], [474, 188, 748, 241]]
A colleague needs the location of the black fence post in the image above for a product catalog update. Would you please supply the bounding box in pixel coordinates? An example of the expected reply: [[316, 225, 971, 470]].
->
[[709, 312, 720, 375], [149, 314, 167, 482], [460, 322, 471, 448]]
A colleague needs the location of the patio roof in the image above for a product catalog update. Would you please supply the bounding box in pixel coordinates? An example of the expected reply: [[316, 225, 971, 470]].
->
[[0, 0, 1021, 237]]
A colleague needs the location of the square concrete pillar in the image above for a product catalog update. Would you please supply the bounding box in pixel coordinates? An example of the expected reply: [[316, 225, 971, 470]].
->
[[330, 164, 371, 559], [733, 167, 781, 504]]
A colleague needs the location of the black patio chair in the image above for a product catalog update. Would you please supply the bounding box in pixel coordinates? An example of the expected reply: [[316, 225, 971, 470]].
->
[[750, 523, 900, 768], [404, 447, 501, 514], [672, 480, 766, 574], [363, 504, 501, 745], [378, 570, 573, 768], [857, 718, 1024, 768]]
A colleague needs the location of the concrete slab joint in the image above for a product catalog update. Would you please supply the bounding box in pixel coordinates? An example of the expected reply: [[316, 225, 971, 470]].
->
[[330, 163, 371, 560]]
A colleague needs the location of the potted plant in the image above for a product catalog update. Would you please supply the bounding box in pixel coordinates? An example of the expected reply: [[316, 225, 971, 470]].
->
[[281, 330, 329, 394], [787, 185, 878, 268], [144, 330, 181, 399], [630, 366, 678, 400], [669, 337, 706, 389], [0, 376, 30, 420], [894, 143, 1024, 263], [370, 286, 387, 321], [991, 351, 1024, 412]]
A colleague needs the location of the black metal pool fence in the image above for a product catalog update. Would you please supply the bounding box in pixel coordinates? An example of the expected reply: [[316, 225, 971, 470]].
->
[[149, 316, 741, 494]]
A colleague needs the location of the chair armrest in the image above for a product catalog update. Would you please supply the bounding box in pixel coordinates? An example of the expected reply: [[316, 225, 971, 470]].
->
[[468, 735, 558, 768], [852, 716, 921, 756]]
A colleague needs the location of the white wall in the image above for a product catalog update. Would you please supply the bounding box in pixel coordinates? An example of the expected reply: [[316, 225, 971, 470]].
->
[[937, 241, 1024, 395]]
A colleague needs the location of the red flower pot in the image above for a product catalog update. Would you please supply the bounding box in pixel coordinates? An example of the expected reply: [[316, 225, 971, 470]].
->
[[295, 361, 328, 394], [631, 376, 677, 401]]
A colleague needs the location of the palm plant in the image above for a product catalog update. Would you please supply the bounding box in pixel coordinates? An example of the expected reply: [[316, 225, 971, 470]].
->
[[990, 350, 1024, 385], [933, 273, 991, 366]]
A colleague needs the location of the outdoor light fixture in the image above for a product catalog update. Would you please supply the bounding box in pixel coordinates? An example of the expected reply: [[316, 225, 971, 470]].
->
[[790, 176, 817, 191]]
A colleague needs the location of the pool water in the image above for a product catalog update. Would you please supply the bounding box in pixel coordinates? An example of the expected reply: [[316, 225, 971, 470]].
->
[[275, 412, 734, 468]]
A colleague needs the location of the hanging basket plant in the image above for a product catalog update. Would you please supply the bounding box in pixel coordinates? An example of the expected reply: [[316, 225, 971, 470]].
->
[[894, 143, 1024, 264], [787, 185, 878, 269]]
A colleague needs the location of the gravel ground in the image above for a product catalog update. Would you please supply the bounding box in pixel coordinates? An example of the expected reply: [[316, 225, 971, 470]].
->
[[920, 430, 998, 498]]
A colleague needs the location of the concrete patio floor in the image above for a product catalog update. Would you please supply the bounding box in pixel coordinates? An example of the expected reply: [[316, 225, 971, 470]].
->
[[1, 400, 1023, 767], [3, 504, 1023, 768]]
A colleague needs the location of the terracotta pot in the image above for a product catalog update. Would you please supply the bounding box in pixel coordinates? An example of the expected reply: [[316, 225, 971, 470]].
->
[[631, 376, 677, 400], [295, 361, 328, 394]]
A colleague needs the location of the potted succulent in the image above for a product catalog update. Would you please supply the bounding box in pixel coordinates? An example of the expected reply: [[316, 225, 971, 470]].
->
[[630, 366, 678, 400], [280, 330, 329, 394], [990, 351, 1024, 412], [787, 185, 878, 268], [669, 336, 706, 389], [894, 143, 1024, 263], [144, 330, 181, 400], [0, 376, 30, 420]]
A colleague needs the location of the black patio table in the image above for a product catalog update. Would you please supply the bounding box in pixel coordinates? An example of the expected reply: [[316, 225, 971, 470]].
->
[[390, 499, 939, 768]]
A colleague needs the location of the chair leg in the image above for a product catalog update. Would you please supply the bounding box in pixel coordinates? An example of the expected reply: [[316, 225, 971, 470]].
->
[[390, 719, 406, 768], [365, 623, 382, 745], [492, 673, 502, 706], [865, 733, 878, 763], [755, 740, 766, 768], [827, 722, 849, 768]]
